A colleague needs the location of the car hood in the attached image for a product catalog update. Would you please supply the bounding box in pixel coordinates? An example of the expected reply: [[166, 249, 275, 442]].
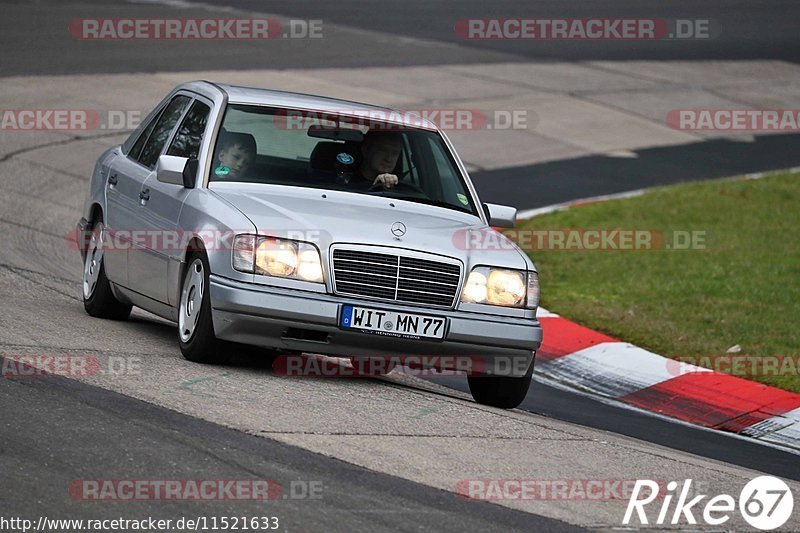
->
[[209, 183, 532, 271]]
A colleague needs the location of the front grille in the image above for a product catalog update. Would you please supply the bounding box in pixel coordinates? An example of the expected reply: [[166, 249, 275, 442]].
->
[[332, 249, 461, 307]]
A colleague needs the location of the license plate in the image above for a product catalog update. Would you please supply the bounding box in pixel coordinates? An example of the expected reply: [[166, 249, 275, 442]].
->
[[340, 305, 446, 340]]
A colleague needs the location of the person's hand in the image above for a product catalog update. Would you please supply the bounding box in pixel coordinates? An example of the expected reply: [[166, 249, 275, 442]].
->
[[373, 173, 399, 189]]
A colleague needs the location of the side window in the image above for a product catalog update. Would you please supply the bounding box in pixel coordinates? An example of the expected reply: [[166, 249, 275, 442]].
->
[[221, 105, 319, 160], [128, 107, 161, 161], [137, 95, 191, 169], [167, 100, 211, 159]]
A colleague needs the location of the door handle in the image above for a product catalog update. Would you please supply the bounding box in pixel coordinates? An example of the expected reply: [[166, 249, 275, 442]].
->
[[108, 174, 118, 188], [139, 188, 150, 205]]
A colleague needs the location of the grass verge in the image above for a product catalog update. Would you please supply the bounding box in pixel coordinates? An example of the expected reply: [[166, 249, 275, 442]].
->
[[517, 172, 800, 392]]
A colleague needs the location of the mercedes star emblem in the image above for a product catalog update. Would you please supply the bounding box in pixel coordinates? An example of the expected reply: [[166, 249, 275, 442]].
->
[[391, 221, 407, 238]]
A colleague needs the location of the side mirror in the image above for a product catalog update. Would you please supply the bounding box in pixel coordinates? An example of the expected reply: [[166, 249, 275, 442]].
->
[[483, 203, 517, 228], [156, 155, 198, 188]]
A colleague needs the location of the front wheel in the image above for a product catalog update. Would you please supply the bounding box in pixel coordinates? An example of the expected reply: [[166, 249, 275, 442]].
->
[[467, 360, 534, 409], [178, 253, 231, 365], [82, 219, 132, 320]]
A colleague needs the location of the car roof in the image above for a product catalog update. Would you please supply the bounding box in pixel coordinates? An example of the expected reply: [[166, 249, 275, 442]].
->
[[212, 82, 439, 131]]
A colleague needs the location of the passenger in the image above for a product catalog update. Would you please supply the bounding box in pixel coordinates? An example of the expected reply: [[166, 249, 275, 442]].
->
[[215, 132, 256, 180]]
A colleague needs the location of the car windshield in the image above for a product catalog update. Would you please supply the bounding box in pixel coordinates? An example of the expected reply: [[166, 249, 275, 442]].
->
[[209, 104, 478, 216]]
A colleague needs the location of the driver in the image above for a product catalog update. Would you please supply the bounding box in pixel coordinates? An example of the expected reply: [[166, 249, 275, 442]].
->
[[353, 130, 402, 189]]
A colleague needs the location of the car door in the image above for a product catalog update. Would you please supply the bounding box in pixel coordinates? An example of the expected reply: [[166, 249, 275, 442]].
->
[[131, 96, 212, 305], [111, 93, 191, 301], [103, 101, 165, 287]]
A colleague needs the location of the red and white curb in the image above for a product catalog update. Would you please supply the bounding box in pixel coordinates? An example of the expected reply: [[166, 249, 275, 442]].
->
[[524, 171, 800, 453], [534, 308, 800, 452]]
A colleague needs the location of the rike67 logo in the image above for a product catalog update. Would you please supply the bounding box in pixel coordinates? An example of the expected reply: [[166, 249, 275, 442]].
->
[[624, 476, 794, 530]]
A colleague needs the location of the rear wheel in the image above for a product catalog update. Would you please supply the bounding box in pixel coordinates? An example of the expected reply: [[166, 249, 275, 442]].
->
[[82, 218, 132, 320], [178, 253, 231, 365], [467, 359, 534, 409]]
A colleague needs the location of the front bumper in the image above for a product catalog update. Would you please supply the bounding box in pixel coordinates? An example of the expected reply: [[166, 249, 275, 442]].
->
[[209, 275, 542, 376]]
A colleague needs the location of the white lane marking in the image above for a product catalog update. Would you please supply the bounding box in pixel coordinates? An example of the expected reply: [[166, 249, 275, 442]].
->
[[540, 341, 711, 398], [516, 190, 645, 220], [535, 307, 559, 318], [742, 165, 800, 180]]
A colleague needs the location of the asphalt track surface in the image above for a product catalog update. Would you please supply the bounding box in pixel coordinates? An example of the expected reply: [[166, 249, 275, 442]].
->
[[472, 132, 800, 209], [2, 0, 800, 529], [5, 0, 800, 207], [441, 376, 800, 482], [4, 0, 800, 76], [0, 369, 578, 532]]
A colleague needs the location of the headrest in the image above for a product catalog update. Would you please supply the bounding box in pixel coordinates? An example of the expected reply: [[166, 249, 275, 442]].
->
[[310, 141, 358, 172]]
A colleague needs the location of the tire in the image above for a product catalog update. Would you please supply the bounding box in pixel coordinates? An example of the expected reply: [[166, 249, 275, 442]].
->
[[82, 218, 132, 320], [178, 252, 231, 365], [467, 358, 534, 409]]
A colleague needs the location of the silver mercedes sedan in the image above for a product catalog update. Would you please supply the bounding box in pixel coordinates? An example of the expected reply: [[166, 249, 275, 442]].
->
[[77, 81, 542, 408]]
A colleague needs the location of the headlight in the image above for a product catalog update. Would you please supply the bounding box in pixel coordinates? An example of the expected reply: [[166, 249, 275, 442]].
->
[[460, 267, 538, 309], [233, 234, 323, 283], [462, 270, 488, 303], [256, 238, 298, 277], [297, 248, 324, 282]]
